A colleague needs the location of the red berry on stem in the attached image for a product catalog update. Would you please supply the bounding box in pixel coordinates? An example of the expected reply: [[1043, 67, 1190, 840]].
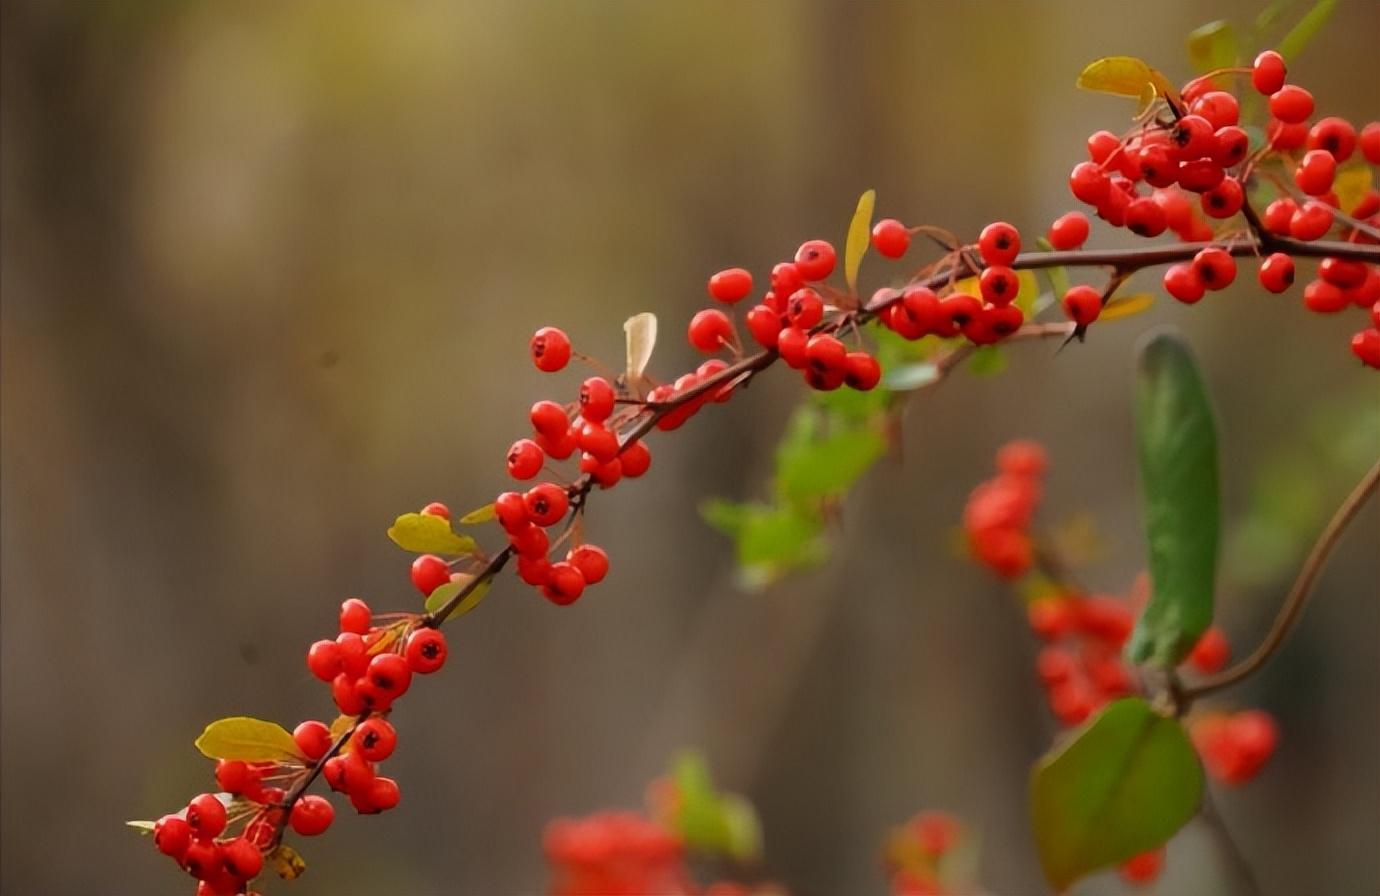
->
[[1163, 263, 1206, 303], [1188, 627, 1231, 674], [529, 400, 569, 438], [293, 720, 333, 761], [508, 522, 549, 558], [707, 268, 753, 303], [870, 218, 910, 258], [529, 326, 572, 373], [524, 482, 570, 527], [978, 222, 1020, 265], [1258, 253, 1295, 293], [1251, 50, 1286, 95], [805, 334, 846, 376], [1193, 247, 1237, 290], [1046, 212, 1089, 250], [494, 491, 528, 532], [578, 377, 616, 423], [186, 793, 227, 838], [1201, 177, 1244, 218], [221, 837, 263, 881], [770, 261, 803, 295], [154, 815, 193, 859], [620, 440, 652, 478], [1304, 278, 1348, 313], [410, 554, 450, 596], [844, 352, 881, 391], [1212, 125, 1250, 167], [568, 544, 609, 584], [1307, 117, 1356, 161], [793, 240, 836, 281], [745, 304, 782, 349], [1361, 122, 1380, 165], [1061, 285, 1102, 326], [366, 652, 412, 700], [777, 326, 808, 368], [339, 598, 371, 635], [1289, 200, 1334, 241], [404, 627, 448, 673], [1269, 85, 1314, 123], [687, 308, 734, 353], [787, 287, 824, 328], [506, 438, 544, 480], [307, 639, 343, 682], [1351, 328, 1380, 368], [1294, 149, 1337, 196], [290, 794, 335, 837], [1069, 161, 1110, 205], [979, 265, 1020, 305], [1124, 197, 1168, 237], [353, 717, 398, 762], [542, 561, 586, 605]]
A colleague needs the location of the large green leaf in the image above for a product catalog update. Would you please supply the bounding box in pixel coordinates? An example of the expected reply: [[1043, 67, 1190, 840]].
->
[[1128, 332, 1219, 667], [1277, 0, 1337, 61], [1031, 698, 1203, 892]]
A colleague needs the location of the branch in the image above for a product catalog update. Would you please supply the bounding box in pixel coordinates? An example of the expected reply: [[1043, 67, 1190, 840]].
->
[[1185, 456, 1380, 699]]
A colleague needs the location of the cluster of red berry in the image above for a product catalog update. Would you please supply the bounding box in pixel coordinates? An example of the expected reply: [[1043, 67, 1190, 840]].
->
[[961, 439, 1048, 579], [1190, 710, 1280, 786], [884, 811, 966, 896], [151, 795, 267, 896], [1062, 50, 1380, 362]]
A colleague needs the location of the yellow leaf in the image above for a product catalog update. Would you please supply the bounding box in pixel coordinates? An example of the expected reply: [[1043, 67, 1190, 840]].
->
[[1334, 165, 1373, 216], [195, 716, 306, 763], [328, 714, 356, 741], [844, 189, 876, 293], [1077, 56, 1181, 110], [268, 844, 307, 880], [387, 512, 478, 556], [624, 312, 658, 387], [952, 269, 1039, 314], [458, 502, 496, 525], [1101, 292, 1155, 322]]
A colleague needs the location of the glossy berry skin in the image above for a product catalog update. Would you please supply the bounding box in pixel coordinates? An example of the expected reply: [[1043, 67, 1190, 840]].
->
[[707, 268, 752, 303], [977, 222, 1020, 265], [1168, 114, 1215, 160], [339, 598, 372, 635], [1269, 85, 1314, 124], [186, 793, 228, 838], [494, 491, 528, 532], [1261, 198, 1297, 234], [529, 327, 572, 373], [1188, 627, 1231, 674], [687, 308, 734, 353], [1124, 198, 1167, 237], [367, 652, 413, 700], [567, 544, 609, 585], [979, 266, 1020, 306], [745, 304, 783, 349], [1069, 161, 1110, 205], [1362, 122, 1380, 164], [420, 501, 450, 519], [870, 218, 910, 258], [1061, 285, 1102, 326], [578, 422, 619, 463], [1258, 253, 1295, 293], [410, 554, 450, 597], [1046, 212, 1089, 250], [1163, 263, 1206, 304], [578, 377, 616, 423], [404, 627, 448, 673], [524, 483, 569, 527], [1119, 848, 1165, 885], [506, 438, 544, 480], [787, 288, 824, 328], [508, 522, 549, 559], [516, 554, 552, 586], [1200, 177, 1243, 218], [1307, 117, 1356, 161], [221, 837, 263, 881], [542, 561, 586, 605], [214, 759, 253, 795], [154, 815, 193, 859], [1251, 50, 1286, 95], [770, 261, 803, 296], [290, 794, 335, 836], [1212, 125, 1250, 167], [776, 326, 808, 368], [844, 352, 881, 391], [805, 334, 847, 377], [619, 440, 652, 478], [1193, 247, 1236, 290], [307, 639, 343, 682], [529, 400, 569, 439], [1304, 279, 1348, 313], [1351, 329, 1380, 368], [1289, 201, 1334, 241], [353, 717, 398, 762], [1294, 150, 1336, 196], [293, 720, 333, 761], [793, 240, 836, 281]]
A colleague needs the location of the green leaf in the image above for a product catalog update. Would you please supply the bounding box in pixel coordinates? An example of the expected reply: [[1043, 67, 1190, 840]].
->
[[1030, 698, 1204, 892], [967, 346, 1008, 377], [1277, 0, 1337, 61], [457, 503, 496, 525], [126, 819, 156, 834], [195, 717, 306, 763], [720, 793, 763, 861], [387, 512, 478, 556], [1187, 20, 1239, 73], [883, 362, 940, 392], [673, 751, 733, 854], [1076, 56, 1181, 112], [1034, 237, 1071, 301], [1128, 332, 1219, 667], [701, 499, 826, 586], [424, 574, 492, 622], [775, 415, 884, 503], [844, 189, 876, 293]]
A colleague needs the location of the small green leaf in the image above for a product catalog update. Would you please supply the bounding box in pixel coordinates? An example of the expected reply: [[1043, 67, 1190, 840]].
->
[[424, 574, 492, 621], [1128, 332, 1219, 667], [844, 189, 876, 293], [673, 752, 733, 854], [195, 717, 306, 763], [387, 512, 478, 556], [967, 346, 1008, 377], [720, 793, 763, 862], [126, 819, 157, 834], [883, 362, 940, 392], [775, 415, 884, 503], [457, 503, 496, 525], [1035, 237, 1072, 301], [1277, 0, 1337, 61], [1187, 20, 1239, 73], [1031, 698, 1204, 892], [701, 499, 827, 586]]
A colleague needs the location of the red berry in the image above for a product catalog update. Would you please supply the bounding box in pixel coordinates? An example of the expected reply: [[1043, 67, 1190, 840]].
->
[[542, 561, 586, 605], [1190, 90, 1239, 129], [777, 326, 808, 368], [154, 815, 193, 859], [578, 377, 616, 423], [524, 482, 569, 527], [516, 554, 552, 586], [1193, 247, 1237, 290], [1163, 263, 1206, 303], [1269, 85, 1314, 123], [1251, 50, 1286, 95], [336, 632, 368, 677], [529, 400, 570, 439], [1267, 118, 1308, 150], [420, 501, 450, 520], [707, 268, 753, 303], [1046, 212, 1089, 250], [1258, 253, 1295, 293], [579, 453, 621, 488], [1167, 114, 1215, 160], [331, 672, 365, 715], [770, 261, 803, 295], [793, 240, 836, 281], [1212, 126, 1250, 167], [214, 759, 253, 795], [355, 776, 401, 814], [353, 717, 397, 762], [307, 639, 343, 682], [687, 308, 734, 353], [1304, 278, 1348, 313], [745, 304, 783, 349], [979, 265, 1020, 305], [1200, 177, 1244, 218], [536, 427, 577, 460], [787, 287, 824, 328], [978, 222, 1020, 265], [870, 218, 910, 258], [1176, 159, 1225, 193], [1188, 627, 1231, 674], [1069, 161, 1110, 205], [899, 286, 944, 335], [494, 491, 528, 532], [1124, 197, 1168, 237], [221, 837, 263, 881], [1119, 848, 1165, 885], [805, 334, 846, 376], [530, 327, 572, 373], [1261, 198, 1297, 234], [1136, 144, 1177, 188], [1289, 200, 1334, 241], [1061, 285, 1102, 325], [404, 627, 447, 673], [844, 352, 881, 391], [289, 794, 335, 837], [410, 554, 450, 596], [985, 302, 1024, 338], [1154, 188, 1193, 233], [1351, 328, 1380, 368], [1027, 596, 1077, 640], [293, 720, 333, 762], [577, 421, 619, 463], [508, 522, 549, 558], [1361, 122, 1380, 165], [339, 598, 371, 635], [620, 440, 652, 478], [366, 652, 412, 700], [1307, 117, 1356, 161], [1086, 130, 1122, 162], [506, 438, 544, 480], [1318, 257, 1367, 289], [1294, 149, 1337, 196], [567, 544, 609, 584], [186, 793, 227, 838], [941, 293, 982, 331]]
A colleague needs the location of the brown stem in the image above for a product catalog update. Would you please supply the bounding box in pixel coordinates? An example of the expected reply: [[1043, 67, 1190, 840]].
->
[[1185, 457, 1380, 699]]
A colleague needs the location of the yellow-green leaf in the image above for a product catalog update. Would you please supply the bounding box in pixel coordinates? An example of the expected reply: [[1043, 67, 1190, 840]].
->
[[1186, 20, 1239, 73], [268, 844, 307, 880], [126, 819, 157, 834], [624, 312, 658, 386], [387, 512, 478, 556], [328, 714, 356, 741], [424, 573, 493, 622], [1101, 292, 1156, 322], [1334, 165, 1373, 217], [844, 189, 876, 293], [458, 502, 496, 525], [1077, 56, 1181, 110], [195, 716, 305, 763]]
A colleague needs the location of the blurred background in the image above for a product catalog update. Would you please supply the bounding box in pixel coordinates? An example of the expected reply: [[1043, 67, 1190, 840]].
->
[[2, 1, 1377, 894]]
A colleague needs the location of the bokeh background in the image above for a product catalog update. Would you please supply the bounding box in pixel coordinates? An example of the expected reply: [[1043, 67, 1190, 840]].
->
[[3, 2, 1378, 894]]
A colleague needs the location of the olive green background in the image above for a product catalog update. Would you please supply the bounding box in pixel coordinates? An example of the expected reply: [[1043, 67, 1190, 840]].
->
[[3, 2, 1377, 894]]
